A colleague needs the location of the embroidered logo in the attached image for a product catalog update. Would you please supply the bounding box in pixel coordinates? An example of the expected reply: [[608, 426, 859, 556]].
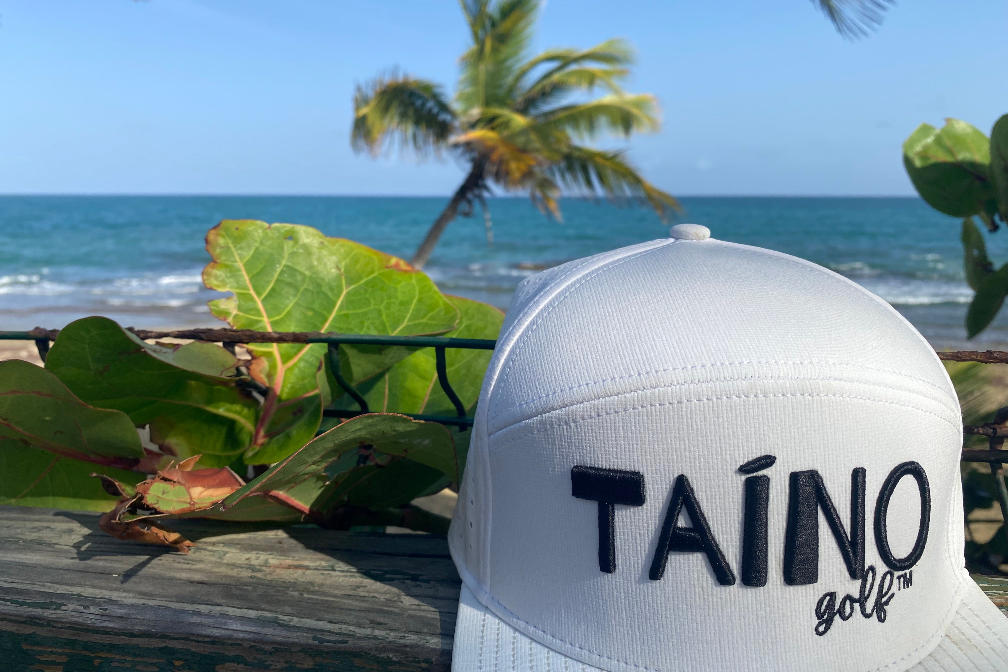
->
[[814, 565, 915, 635], [570, 458, 932, 592]]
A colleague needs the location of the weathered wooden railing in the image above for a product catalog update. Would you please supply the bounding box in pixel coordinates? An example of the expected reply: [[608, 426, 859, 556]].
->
[[0, 505, 460, 671]]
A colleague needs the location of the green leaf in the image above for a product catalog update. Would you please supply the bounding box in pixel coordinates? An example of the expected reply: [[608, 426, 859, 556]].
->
[[45, 317, 259, 468], [156, 414, 457, 523], [328, 295, 503, 474], [0, 441, 143, 512], [903, 119, 997, 218], [962, 218, 994, 291], [0, 359, 145, 470], [962, 463, 996, 519], [966, 263, 1008, 338], [202, 220, 460, 464], [991, 114, 1008, 223], [334, 457, 447, 510]]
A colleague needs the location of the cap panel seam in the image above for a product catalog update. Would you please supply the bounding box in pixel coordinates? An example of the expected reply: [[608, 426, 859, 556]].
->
[[483, 240, 668, 404], [958, 595, 1006, 661], [489, 241, 673, 412], [712, 239, 961, 417], [488, 387, 961, 442], [489, 360, 957, 427], [945, 471, 966, 577]]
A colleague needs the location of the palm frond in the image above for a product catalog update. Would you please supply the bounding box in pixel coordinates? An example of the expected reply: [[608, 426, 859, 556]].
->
[[812, 0, 895, 39], [351, 73, 457, 157], [527, 171, 561, 220], [510, 40, 633, 113], [517, 66, 628, 114], [550, 146, 679, 220], [459, 0, 490, 43], [509, 39, 634, 89], [475, 107, 534, 134], [472, 107, 572, 164], [451, 128, 539, 186], [539, 94, 660, 140], [457, 0, 540, 111]]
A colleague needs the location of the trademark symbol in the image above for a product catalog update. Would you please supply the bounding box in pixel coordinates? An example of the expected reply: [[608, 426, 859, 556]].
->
[[895, 570, 913, 591]]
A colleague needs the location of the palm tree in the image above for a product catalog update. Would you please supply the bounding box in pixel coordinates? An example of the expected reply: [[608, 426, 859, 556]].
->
[[352, 0, 677, 270]]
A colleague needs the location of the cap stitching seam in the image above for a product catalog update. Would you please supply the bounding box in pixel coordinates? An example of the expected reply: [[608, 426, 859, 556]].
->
[[488, 390, 960, 441], [494, 242, 672, 407], [957, 597, 1006, 659], [714, 240, 958, 406], [489, 359, 955, 426], [486, 245, 653, 397]]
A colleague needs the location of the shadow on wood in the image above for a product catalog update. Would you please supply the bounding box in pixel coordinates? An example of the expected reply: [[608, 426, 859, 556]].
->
[[0, 505, 460, 671]]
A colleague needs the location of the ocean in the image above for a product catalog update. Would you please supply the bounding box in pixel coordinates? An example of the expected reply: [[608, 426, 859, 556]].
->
[[1, 195, 1005, 349]]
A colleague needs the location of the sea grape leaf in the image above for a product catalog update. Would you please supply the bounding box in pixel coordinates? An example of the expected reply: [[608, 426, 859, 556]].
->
[[966, 263, 1008, 338], [991, 114, 1008, 223], [333, 457, 447, 510], [134, 462, 245, 515], [218, 413, 456, 519], [202, 220, 460, 465], [100, 497, 195, 553], [125, 414, 456, 529], [962, 218, 994, 291], [45, 317, 259, 468], [903, 119, 997, 218], [98, 458, 245, 549], [96, 415, 457, 550], [0, 359, 145, 470], [0, 440, 143, 512], [327, 295, 503, 475]]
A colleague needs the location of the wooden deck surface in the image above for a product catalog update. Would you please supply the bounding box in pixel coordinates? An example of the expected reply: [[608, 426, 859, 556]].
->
[[0, 506, 459, 671], [2, 505, 1008, 672]]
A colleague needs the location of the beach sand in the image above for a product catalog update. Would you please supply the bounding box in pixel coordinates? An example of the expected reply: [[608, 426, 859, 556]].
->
[[0, 340, 43, 366]]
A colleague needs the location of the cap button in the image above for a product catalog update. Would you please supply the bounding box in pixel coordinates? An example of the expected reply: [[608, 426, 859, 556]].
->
[[669, 224, 711, 241]]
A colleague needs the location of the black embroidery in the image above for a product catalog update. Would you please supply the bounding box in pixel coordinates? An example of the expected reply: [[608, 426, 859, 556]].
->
[[571, 466, 645, 573], [738, 454, 777, 475], [783, 468, 866, 585], [874, 461, 930, 571], [649, 474, 736, 585], [741, 474, 770, 587], [815, 565, 895, 636], [815, 592, 838, 636]]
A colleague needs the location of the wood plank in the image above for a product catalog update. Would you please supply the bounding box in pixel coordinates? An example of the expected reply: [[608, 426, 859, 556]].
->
[[0, 506, 460, 671], [973, 574, 1008, 613], [3, 505, 1008, 671]]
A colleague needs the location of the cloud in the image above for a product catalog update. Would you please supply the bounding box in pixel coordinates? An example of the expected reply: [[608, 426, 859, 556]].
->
[[696, 158, 713, 171]]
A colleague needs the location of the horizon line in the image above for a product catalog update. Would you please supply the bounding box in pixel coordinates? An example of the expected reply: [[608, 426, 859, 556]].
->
[[0, 193, 922, 199]]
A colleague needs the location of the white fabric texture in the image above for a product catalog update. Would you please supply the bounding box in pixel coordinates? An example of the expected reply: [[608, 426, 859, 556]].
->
[[909, 578, 1008, 672], [449, 236, 1008, 672], [453, 578, 1008, 672]]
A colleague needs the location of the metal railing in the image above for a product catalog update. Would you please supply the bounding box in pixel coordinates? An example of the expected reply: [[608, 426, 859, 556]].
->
[[0, 328, 497, 431], [7, 328, 1008, 536]]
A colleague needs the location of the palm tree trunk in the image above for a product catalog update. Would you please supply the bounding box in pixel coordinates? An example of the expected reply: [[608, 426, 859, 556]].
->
[[410, 165, 483, 270]]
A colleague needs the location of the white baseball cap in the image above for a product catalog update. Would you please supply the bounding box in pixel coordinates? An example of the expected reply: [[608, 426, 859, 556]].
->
[[448, 224, 1008, 672]]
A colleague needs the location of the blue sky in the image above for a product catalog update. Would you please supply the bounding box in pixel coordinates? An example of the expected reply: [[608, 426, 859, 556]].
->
[[0, 0, 1004, 196]]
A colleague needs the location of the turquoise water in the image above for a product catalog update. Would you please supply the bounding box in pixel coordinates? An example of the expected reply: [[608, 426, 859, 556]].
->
[[1, 196, 1006, 348]]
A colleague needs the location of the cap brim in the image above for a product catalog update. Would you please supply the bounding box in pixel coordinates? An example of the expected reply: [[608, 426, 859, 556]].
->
[[908, 576, 1008, 672], [451, 578, 1008, 672]]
